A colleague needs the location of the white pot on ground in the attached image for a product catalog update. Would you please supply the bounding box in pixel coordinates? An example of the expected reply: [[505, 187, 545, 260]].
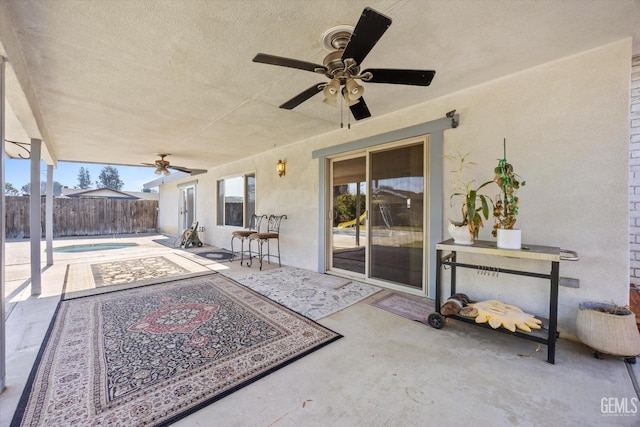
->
[[496, 228, 521, 249], [448, 222, 473, 245]]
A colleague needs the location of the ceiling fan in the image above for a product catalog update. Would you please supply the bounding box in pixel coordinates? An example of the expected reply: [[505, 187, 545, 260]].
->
[[252, 7, 436, 121], [142, 154, 193, 176]]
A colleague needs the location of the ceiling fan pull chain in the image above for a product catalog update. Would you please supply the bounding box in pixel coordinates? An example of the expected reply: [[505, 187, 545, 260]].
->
[[340, 92, 344, 128]]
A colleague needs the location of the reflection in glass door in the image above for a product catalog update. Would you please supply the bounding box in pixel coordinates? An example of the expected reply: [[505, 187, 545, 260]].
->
[[331, 156, 367, 275], [370, 144, 424, 288]]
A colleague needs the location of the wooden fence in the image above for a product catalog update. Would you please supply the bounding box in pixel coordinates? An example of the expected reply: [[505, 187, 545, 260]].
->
[[5, 197, 158, 238]]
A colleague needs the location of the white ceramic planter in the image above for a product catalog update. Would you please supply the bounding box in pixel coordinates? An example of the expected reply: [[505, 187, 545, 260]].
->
[[448, 222, 473, 245], [496, 228, 521, 249]]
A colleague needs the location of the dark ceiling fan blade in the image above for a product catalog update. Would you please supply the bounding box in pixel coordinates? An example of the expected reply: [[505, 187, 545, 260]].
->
[[253, 53, 327, 73], [279, 83, 325, 110], [362, 68, 436, 86], [141, 162, 156, 167], [168, 165, 192, 174], [349, 96, 372, 121], [187, 168, 207, 176], [341, 7, 392, 66]]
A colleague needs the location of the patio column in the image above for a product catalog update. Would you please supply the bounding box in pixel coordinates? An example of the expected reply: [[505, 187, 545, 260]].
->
[[30, 138, 41, 295], [0, 55, 7, 393], [46, 165, 53, 265]]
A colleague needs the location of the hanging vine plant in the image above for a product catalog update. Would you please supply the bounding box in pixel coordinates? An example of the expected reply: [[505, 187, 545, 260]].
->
[[492, 138, 525, 237]]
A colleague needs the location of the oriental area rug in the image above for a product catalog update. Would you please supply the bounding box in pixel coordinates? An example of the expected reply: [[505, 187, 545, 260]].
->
[[11, 274, 341, 426], [63, 254, 213, 299], [231, 266, 381, 320]]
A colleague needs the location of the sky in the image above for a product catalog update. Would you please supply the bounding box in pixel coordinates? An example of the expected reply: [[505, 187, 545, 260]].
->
[[3, 156, 161, 192]]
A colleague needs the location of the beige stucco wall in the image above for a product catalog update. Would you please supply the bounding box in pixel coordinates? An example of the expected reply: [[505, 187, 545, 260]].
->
[[434, 39, 631, 338], [160, 39, 631, 337]]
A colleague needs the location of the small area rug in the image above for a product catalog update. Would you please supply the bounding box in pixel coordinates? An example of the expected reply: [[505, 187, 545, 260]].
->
[[63, 254, 212, 299], [193, 250, 235, 263], [231, 267, 381, 320], [12, 274, 341, 426], [370, 292, 435, 322]]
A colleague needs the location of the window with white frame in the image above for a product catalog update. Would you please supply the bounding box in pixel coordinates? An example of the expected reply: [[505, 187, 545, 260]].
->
[[217, 173, 255, 227]]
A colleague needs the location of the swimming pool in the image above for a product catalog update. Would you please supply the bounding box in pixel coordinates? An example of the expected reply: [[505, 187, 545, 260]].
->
[[53, 242, 139, 253]]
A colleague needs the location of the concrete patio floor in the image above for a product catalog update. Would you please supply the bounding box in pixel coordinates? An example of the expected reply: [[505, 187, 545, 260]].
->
[[1, 234, 639, 426]]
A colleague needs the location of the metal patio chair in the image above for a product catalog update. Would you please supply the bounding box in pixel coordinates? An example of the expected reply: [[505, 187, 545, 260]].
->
[[231, 214, 266, 264], [247, 214, 287, 270]]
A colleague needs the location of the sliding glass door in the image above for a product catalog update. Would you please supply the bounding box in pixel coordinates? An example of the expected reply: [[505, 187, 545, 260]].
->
[[369, 144, 424, 288], [328, 138, 426, 291]]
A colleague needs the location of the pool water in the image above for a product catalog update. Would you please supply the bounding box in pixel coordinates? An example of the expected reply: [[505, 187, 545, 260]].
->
[[53, 242, 139, 253]]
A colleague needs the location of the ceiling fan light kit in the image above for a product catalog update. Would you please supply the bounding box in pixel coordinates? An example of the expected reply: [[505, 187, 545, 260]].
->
[[142, 154, 193, 176], [155, 167, 170, 176], [341, 87, 360, 107], [253, 7, 436, 122], [345, 78, 364, 100], [322, 79, 340, 105]]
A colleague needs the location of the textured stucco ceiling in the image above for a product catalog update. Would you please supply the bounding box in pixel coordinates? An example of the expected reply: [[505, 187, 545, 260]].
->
[[1, 0, 639, 172]]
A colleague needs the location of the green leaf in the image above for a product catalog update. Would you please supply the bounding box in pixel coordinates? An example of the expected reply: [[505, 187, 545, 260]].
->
[[480, 195, 490, 219], [468, 190, 476, 220]]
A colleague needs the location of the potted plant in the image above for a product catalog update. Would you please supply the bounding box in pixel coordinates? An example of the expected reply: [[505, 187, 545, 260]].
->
[[445, 152, 493, 244], [492, 138, 525, 249], [576, 301, 640, 362]]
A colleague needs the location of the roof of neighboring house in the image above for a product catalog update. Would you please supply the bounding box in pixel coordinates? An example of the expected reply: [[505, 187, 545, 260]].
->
[[61, 187, 159, 200]]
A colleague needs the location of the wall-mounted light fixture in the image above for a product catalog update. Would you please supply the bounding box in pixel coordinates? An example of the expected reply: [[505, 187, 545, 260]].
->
[[276, 159, 286, 177], [446, 109, 459, 128]]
